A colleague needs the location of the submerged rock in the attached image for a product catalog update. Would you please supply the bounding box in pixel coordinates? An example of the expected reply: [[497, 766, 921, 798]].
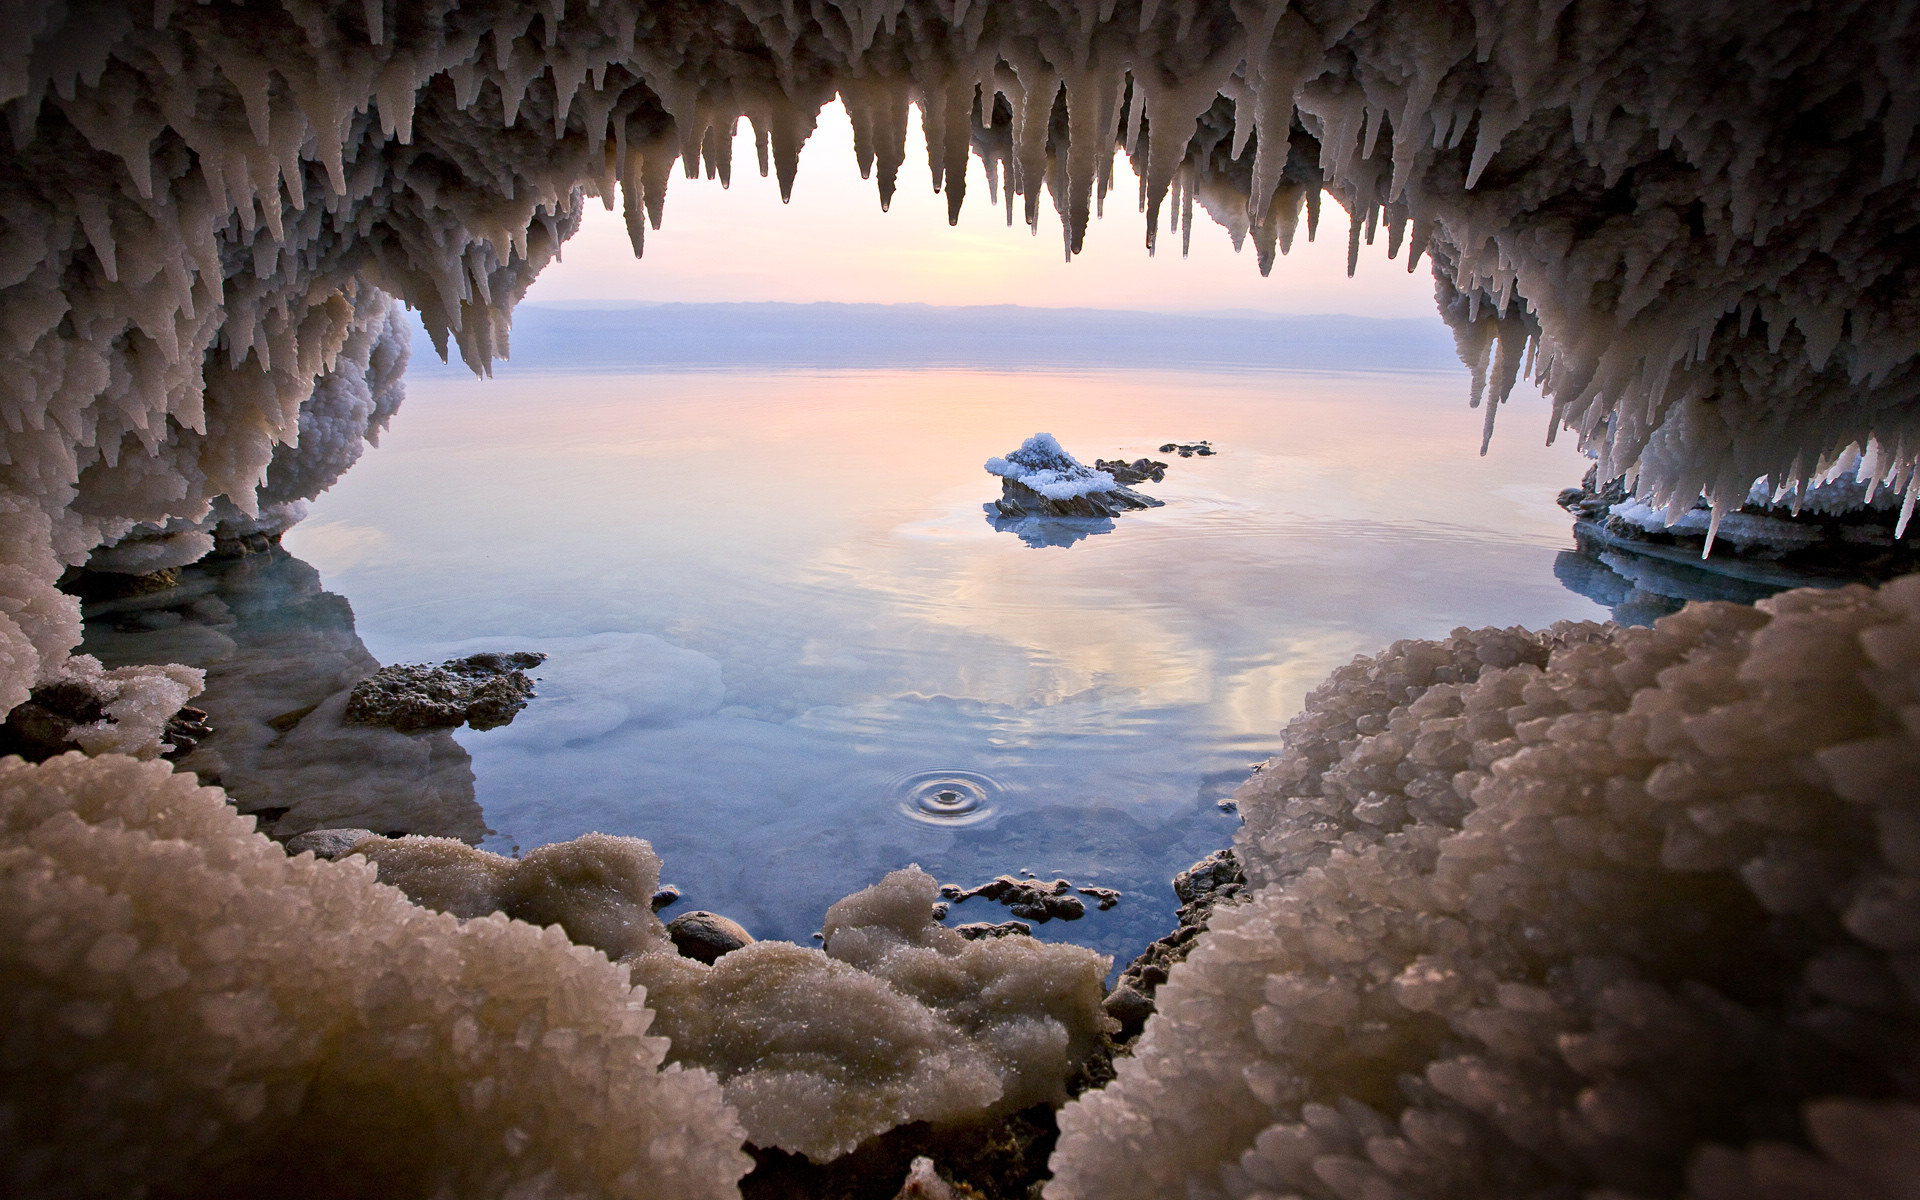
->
[[985, 434, 1164, 520], [344, 651, 546, 733], [1157, 441, 1214, 458], [666, 910, 756, 963]]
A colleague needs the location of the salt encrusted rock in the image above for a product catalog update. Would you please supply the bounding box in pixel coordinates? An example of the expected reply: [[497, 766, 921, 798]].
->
[[940, 874, 1088, 922], [1048, 580, 1920, 1200], [282, 826, 377, 860], [666, 910, 755, 964], [0, 753, 750, 1198], [355, 833, 673, 962], [343, 651, 546, 733], [986, 435, 1165, 520], [0, 654, 203, 762], [634, 868, 1115, 1162], [1559, 464, 1920, 580], [339, 841, 1114, 1165]]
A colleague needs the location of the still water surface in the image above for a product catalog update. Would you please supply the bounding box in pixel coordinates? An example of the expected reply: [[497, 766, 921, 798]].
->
[[284, 366, 1607, 962]]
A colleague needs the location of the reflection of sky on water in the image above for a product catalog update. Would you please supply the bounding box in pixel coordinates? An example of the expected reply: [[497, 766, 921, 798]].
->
[[286, 366, 1607, 963]]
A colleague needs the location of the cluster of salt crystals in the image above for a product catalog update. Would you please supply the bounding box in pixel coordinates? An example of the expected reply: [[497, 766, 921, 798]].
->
[[358, 837, 1114, 1163], [0, 753, 752, 1198], [985, 432, 1118, 501], [1047, 578, 1920, 1200], [5, 1, 1920, 731], [87, 285, 411, 572]]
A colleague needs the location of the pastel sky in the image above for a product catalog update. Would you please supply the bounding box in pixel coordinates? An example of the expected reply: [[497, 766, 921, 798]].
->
[[524, 100, 1438, 316]]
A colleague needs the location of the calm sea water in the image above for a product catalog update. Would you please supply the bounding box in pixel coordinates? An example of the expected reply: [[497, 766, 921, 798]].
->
[[280, 365, 1607, 962]]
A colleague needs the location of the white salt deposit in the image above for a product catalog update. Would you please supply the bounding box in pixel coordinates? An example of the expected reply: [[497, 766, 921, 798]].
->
[[1047, 578, 1920, 1199], [356, 838, 1114, 1163], [0, 753, 750, 1198], [986, 433, 1120, 501]]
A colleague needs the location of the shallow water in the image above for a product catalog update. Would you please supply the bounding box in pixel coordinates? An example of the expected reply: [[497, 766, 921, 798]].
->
[[274, 364, 1607, 962]]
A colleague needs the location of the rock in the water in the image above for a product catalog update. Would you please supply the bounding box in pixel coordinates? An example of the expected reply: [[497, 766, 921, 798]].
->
[[666, 910, 754, 963], [939, 875, 1088, 922], [954, 920, 1032, 940], [986, 434, 1164, 520], [1075, 885, 1121, 911], [1107, 848, 1250, 1039], [283, 827, 378, 860], [651, 885, 682, 911], [344, 651, 546, 733], [1093, 457, 1167, 484], [1157, 441, 1214, 457], [1557, 463, 1920, 579]]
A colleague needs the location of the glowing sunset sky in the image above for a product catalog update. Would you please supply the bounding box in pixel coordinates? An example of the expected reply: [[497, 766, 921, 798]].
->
[[525, 100, 1438, 316]]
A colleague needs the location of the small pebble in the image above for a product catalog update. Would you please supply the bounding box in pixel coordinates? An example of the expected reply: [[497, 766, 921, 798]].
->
[[666, 911, 754, 964]]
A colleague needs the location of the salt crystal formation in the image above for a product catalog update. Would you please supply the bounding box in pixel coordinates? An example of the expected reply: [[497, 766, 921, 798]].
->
[[1048, 580, 1920, 1199], [358, 840, 1115, 1164], [0, 753, 751, 1198]]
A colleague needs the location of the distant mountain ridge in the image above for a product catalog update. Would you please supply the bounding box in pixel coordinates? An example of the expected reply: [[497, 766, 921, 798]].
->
[[408, 301, 1462, 374]]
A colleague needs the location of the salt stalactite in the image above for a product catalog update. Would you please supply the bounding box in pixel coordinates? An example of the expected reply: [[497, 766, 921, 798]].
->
[[1049, 581, 1920, 1198], [3, 0, 1919, 729]]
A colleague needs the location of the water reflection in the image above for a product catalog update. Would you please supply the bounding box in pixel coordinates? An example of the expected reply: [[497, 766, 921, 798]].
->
[[986, 506, 1116, 547], [79, 548, 484, 841], [1552, 530, 1804, 625], [281, 365, 1609, 962]]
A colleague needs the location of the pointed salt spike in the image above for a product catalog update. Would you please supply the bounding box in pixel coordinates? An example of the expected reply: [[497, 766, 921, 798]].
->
[[1702, 503, 1724, 559], [1346, 211, 1361, 277], [362, 0, 384, 43], [1480, 381, 1499, 455], [75, 194, 118, 282], [1898, 473, 1918, 540]]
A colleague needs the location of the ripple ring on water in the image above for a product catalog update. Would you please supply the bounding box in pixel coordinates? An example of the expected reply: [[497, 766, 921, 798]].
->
[[887, 769, 1006, 827]]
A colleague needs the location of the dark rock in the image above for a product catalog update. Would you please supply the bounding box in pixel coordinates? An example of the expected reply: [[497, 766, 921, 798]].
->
[[343, 651, 546, 733], [1108, 848, 1250, 1043], [0, 681, 106, 761], [1075, 885, 1121, 911], [161, 704, 211, 759], [930, 901, 950, 920], [1157, 441, 1214, 458], [1102, 985, 1155, 1041], [956, 920, 1032, 940], [667, 910, 754, 963], [283, 827, 378, 859], [57, 565, 182, 604], [1092, 457, 1167, 484], [650, 885, 682, 911], [940, 875, 1088, 922]]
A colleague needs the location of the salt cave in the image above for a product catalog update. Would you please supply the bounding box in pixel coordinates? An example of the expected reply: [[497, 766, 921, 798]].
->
[[2, 1, 1919, 1197]]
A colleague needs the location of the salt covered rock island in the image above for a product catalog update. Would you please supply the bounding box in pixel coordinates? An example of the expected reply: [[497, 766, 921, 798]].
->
[[2, 3, 1919, 1198]]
